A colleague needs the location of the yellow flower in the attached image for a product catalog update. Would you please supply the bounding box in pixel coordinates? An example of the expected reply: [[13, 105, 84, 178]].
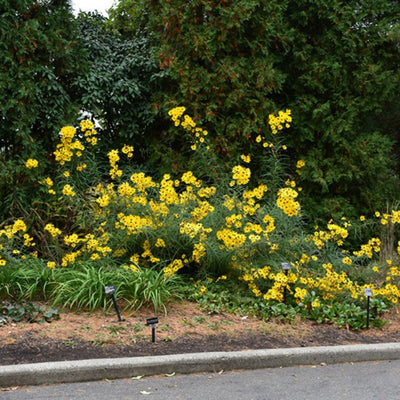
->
[[45, 223, 62, 237], [80, 119, 95, 131], [276, 187, 300, 217], [199, 285, 207, 294], [155, 238, 166, 247], [47, 261, 56, 269], [122, 144, 134, 157], [232, 165, 251, 185], [25, 159, 38, 169], [12, 219, 27, 233], [76, 163, 87, 171], [296, 159, 305, 169], [62, 184, 76, 197], [240, 154, 251, 163], [342, 256, 352, 265]]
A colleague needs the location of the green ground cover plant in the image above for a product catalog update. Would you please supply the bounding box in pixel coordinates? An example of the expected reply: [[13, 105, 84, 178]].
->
[[1, 108, 399, 330]]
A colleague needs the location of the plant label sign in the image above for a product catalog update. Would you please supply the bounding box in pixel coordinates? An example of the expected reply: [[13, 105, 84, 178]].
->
[[364, 288, 373, 297], [146, 317, 158, 326], [104, 285, 116, 295], [281, 262, 291, 271]]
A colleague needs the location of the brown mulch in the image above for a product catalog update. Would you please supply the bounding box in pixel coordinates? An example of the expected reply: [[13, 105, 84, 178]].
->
[[1, 301, 400, 366]]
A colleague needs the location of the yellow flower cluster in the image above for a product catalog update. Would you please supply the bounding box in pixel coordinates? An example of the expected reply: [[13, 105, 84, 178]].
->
[[62, 184, 76, 197], [296, 159, 305, 175], [262, 215, 276, 234], [243, 222, 263, 235], [231, 165, 251, 186], [309, 221, 349, 249], [25, 158, 38, 169], [276, 187, 300, 217], [353, 238, 381, 258], [80, 119, 98, 146], [374, 283, 400, 303], [181, 171, 202, 187], [117, 182, 135, 198], [240, 154, 251, 163], [243, 184, 268, 201], [197, 186, 217, 198], [191, 200, 215, 222], [59, 232, 112, 266], [108, 149, 123, 179], [116, 213, 154, 235], [149, 200, 169, 217], [122, 144, 134, 158], [163, 258, 185, 278], [225, 214, 243, 229], [268, 109, 292, 134], [192, 242, 206, 263], [342, 256, 352, 265], [168, 106, 186, 126], [168, 107, 208, 151], [327, 221, 349, 245], [130, 172, 157, 192], [179, 221, 212, 240], [159, 174, 180, 205], [40, 177, 56, 195], [44, 223, 62, 237], [223, 195, 236, 211], [141, 240, 160, 263], [216, 228, 246, 248], [296, 159, 305, 169], [12, 219, 27, 234], [54, 126, 85, 165]]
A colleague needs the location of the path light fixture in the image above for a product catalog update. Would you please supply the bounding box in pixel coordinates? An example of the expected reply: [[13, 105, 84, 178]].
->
[[281, 262, 291, 303], [104, 285, 123, 322], [364, 287, 374, 329], [146, 317, 159, 343]]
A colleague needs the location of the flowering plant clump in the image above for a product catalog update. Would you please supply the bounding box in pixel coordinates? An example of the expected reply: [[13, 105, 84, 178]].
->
[[0, 109, 399, 326]]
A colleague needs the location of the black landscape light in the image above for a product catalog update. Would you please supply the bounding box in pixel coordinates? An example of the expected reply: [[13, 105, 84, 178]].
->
[[146, 317, 159, 343], [104, 285, 123, 322], [281, 262, 291, 303], [364, 287, 374, 329]]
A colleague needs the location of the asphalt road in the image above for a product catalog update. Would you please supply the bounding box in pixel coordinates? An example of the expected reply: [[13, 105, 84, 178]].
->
[[2, 360, 400, 400]]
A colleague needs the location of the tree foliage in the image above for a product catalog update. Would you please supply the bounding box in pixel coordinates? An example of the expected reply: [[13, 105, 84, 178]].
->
[[0, 0, 86, 216], [76, 12, 166, 163], [278, 0, 400, 220], [138, 0, 288, 160], [115, 0, 400, 221]]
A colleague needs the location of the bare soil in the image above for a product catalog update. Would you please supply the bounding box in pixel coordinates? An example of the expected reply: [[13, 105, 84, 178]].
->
[[1, 301, 400, 366]]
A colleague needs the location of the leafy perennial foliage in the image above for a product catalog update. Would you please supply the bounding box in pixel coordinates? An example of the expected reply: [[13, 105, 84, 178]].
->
[[0, 108, 400, 324]]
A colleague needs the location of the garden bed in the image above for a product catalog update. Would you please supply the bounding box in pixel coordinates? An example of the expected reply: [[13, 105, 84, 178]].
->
[[1, 301, 400, 366]]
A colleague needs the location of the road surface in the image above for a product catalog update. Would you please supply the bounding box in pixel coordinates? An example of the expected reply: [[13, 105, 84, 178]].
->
[[1, 360, 399, 400]]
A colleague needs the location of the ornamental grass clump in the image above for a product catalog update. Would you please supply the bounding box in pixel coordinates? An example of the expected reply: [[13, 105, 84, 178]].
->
[[0, 107, 399, 325]]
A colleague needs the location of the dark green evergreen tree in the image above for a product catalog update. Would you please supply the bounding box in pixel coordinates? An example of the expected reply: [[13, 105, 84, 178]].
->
[[107, 0, 400, 221], [0, 0, 87, 216], [75, 12, 166, 165], [278, 0, 400, 221]]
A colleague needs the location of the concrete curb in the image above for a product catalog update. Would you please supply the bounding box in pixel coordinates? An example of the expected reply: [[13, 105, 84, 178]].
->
[[2, 343, 400, 387]]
